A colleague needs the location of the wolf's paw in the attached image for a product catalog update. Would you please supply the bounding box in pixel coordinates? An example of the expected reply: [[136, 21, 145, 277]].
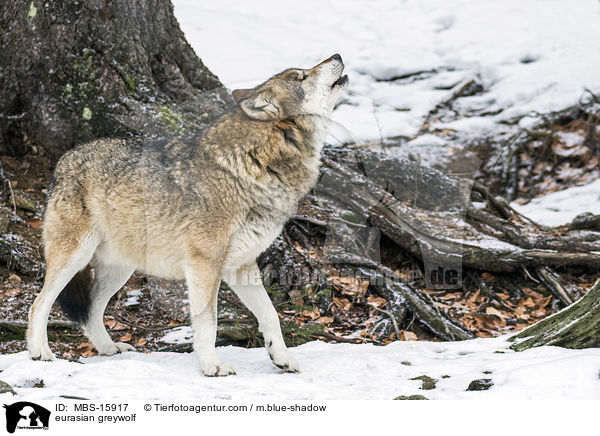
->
[[96, 342, 135, 356], [98, 342, 136, 356], [29, 345, 55, 362], [201, 361, 236, 377], [114, 342, 136, 353], [269, 348, 300, 373]]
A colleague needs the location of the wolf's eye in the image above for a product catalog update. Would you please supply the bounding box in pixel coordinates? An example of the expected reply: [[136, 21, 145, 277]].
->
[[297, 72, 306, 81]]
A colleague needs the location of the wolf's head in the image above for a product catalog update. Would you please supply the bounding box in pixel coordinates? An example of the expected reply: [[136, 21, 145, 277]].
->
[[232, 54, 348, 121]]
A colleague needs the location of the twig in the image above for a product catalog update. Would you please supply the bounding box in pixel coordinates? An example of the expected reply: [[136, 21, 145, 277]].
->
[[357, 301, 401, 340], [310, 331, 362, 344], [0, 320, 77, 331], [106, 310, 189, 331], [471, 181, 547, 228], [292, 214, 327, 228], [522, 266, 540, 283], [7, 180, 16, 215], [535, 267, 574, 306]]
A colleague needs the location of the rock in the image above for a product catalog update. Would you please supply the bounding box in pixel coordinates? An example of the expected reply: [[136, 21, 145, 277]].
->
[[13, 194, 37, 212], [401, 361, 412, 366], [217, 323, 254, 342], [467, 378, 494, 391], [0, 380, 16, 395], [59, 395, 90, 400], [410, 375, 437, 390], [394, 395, 429, 400]]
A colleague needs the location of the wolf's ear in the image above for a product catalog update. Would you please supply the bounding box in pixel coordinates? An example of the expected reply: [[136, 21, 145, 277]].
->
[[232, 88, 252, 103], [234, 90, 279, 121]]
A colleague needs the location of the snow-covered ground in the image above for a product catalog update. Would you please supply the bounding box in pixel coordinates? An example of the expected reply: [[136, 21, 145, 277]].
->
[[511, 178, 600, 227], [2, 337, 600, 400], [175, 0, 600, 144]]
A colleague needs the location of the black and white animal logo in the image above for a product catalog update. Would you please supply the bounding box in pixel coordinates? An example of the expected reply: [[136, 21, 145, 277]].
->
[[3, 402, 50, 433]]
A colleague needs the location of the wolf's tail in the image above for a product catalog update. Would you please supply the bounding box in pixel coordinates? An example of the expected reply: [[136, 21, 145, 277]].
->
[[56, 265, 93, 324]]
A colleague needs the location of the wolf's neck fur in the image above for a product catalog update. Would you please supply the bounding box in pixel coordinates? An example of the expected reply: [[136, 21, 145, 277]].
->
[[200, 109, 330, 186]]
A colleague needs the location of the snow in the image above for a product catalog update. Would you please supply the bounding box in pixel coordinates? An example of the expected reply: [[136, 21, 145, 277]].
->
[[511, 178, 600, 227], [160, 326, 194, 344], [556, 131, 585, 148], [122, 289, 142, 308], [1, 338, 600, 400], [174, 0, 600, 143]]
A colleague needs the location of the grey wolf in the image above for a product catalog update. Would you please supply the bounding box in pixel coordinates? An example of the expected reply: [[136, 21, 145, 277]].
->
[[27, 54, 348, 376]]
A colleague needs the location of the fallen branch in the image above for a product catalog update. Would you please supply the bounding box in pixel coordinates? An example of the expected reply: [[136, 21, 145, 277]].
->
[[535, 267, 573, 306], [310, 331, 362, 344], [0, 320, 76, 331]]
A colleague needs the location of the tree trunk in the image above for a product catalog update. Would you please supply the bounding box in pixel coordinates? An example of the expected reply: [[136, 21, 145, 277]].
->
[[509, 279, 600, 351], [0, 0, 231, 158]]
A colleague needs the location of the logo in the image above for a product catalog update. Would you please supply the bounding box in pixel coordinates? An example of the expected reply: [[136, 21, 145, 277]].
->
[[3, 402, 50, 433]]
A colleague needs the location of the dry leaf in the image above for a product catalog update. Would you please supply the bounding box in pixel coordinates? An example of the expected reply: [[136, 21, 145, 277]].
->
[[105, 319, 127, 330], [7, 274, 21, 282], [485, 307, 505, 318], [315, 316, 334, 324], [523, 288, 544, 300], [366, 296, 386, 308], [481, 272, 495, 282], [120, 333, 132, 342], [136, 338, 147, 346], [333, 297, 352, 311], [400, 331, 418, 341], [328, 275, 369, 296], [538, 296, 552, 308], [467, 289, 481, 305], [77, 342, 93, 350], [25, 218, 43, 228], [523, 297, 536, 308], [301, 308, 320, 320]]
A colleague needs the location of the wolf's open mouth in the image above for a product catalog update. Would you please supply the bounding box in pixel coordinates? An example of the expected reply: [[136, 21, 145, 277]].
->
[[331, 74, 349, 88]]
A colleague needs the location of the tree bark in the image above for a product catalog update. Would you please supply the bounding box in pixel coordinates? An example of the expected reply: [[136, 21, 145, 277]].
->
[[509, 279, 600, 350], [0, 0, 231, 158]]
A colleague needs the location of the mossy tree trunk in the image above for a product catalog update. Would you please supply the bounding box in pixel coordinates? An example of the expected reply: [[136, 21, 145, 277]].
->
[[0, 0, 231, 159], [509, 279, 600, 351]]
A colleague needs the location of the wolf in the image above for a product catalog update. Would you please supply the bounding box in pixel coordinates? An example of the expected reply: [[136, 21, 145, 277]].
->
[[27, 54, 348, 376]]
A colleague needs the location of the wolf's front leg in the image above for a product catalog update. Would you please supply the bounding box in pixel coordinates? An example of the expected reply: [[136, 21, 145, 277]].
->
[[185, 261, 235, 377], [224, 262, 300, 373]]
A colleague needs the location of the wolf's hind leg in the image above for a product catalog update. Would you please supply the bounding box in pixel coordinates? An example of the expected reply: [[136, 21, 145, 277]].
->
[[224, 262, 300, 373], [83, 262, 135, 356], [27, 234, 97, 361], [186, 259, 236, 376]]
